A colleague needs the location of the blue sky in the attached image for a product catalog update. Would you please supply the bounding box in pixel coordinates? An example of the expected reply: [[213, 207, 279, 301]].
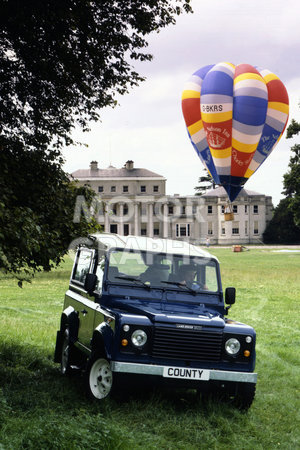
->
[[63, 0, 300, 206]]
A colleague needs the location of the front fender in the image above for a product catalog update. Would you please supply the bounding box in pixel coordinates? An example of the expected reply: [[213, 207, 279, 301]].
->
[[60, 306, 79, 343], [54, 306, 79, 363], [91, 322, 114, 360]]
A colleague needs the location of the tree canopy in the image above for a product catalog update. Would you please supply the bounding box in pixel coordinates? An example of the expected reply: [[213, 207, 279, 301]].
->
[[0, 145, 101, 281], [0, 0, 192, 279], [0, 0, 192, 150], [283, 118, 300, 226], [263, 198, 300, 244], [263, 116, 300, 244], [194, 169, 216, 195]]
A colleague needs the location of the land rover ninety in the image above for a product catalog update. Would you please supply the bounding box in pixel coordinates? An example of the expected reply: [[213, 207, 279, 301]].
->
[[54, 233, 257, 409]]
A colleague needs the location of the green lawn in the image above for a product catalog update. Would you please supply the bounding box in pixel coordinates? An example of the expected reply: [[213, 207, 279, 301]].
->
[[0, 248, 299, 449]]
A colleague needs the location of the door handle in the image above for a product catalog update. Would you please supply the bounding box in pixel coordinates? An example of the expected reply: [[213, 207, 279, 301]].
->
[[81, 309, 88, 315]]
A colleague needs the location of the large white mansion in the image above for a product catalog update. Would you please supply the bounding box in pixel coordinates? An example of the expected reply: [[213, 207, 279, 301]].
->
[[72, 160, 273, 245]]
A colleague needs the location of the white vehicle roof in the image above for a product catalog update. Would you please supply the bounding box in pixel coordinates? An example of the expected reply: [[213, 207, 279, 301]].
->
[[90, 233, 217, 261]]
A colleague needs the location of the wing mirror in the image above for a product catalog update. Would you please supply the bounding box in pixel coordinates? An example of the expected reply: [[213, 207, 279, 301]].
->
[[225, 287, 236, 305], [84, 273, 98, 295]]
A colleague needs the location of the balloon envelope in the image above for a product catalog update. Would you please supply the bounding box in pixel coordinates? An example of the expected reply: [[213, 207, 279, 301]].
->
[[182, 62, 289, 201]]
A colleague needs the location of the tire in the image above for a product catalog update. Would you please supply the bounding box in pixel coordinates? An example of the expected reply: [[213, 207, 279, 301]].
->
[[60, 329, 73, 375], [85, 356, 113, 400], [233, 382, 256, 410]]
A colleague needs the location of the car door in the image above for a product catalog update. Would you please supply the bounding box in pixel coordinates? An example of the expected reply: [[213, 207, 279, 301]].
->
[[67, 248, 98, 350]]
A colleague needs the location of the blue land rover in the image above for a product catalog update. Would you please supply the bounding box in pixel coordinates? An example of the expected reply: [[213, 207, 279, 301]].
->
[[54, 233, 257, 409]]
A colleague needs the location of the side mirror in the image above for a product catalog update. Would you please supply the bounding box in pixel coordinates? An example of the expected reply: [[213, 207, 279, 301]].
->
[[225, 287, 236, 305], [84, 273, 98, 295]]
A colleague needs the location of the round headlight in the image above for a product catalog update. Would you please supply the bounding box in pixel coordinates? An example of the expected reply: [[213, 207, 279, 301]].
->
[[131, 329, 147, 347], [245, 335, 252, 344], [123, 324, 130, 332], [225, 338, 241, 355]]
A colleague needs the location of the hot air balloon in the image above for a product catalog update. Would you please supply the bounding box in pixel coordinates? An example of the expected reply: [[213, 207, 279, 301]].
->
[[181, 62, 289, 205]]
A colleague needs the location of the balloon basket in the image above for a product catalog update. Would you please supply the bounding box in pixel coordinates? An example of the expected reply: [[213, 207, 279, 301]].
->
[[224, 203, 234, 221], [224, 212, 234, 221]]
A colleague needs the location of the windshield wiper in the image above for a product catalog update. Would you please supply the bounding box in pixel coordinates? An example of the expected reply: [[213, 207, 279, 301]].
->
[[161, 281, 197, 295], [115, 276, 151, 290]]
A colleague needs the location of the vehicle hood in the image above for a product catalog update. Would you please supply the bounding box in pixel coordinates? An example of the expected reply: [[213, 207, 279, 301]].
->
[[111, 298, 225, 328]]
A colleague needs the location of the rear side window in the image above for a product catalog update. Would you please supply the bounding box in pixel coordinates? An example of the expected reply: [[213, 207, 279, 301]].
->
[[72, 249, 93, 284]]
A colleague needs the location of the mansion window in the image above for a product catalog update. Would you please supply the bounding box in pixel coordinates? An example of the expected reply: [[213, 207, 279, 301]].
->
[[245, 204, 248, 214], [168, 205, 174, 215], [176, 223, 190, 237], [233, 205, 238, 213], [98, 186, 103, 193], [153, 185, 159, 193], [221, 205, 225, 214], [123, 185, 128, 193], [123, 224, 129, 236], [207, 205, 213, 214], [110, 224, 118, 233], [141, 204, 147, 216], [253, 205, 258, 214], [207, 222, 213, 235], [141, 185, 146, 193], [221, 222, 225, 235], [232, 222, 239, 235], [111, 186, 116, 192], [254, 221, 259, 234]]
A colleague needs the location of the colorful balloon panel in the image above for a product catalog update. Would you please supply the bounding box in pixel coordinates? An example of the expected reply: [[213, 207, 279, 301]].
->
[[181, 63, 289, 202]]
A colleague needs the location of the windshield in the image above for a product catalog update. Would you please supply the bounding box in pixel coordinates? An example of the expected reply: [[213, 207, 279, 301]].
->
[[107, 249, 219, 293]]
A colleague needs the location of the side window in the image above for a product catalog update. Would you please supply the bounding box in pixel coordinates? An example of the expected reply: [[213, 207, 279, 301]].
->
[[72, 249, 93, 284]]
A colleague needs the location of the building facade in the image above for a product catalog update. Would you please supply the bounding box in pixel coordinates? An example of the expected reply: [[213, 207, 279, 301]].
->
[[72, 160, 273, 245]]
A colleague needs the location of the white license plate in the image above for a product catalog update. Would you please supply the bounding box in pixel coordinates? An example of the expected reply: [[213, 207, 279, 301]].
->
[[163, 366, 210, 381]]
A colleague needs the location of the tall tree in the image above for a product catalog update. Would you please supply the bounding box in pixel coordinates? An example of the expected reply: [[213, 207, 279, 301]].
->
[[283, 118, 300, 226], [263, 198, 300, 244], [194, 169, 216, 196], [0, 144, 101, 281], [263, 116, 300, 244], [0, 1, 192, 278], [0, 0, 192, 150]]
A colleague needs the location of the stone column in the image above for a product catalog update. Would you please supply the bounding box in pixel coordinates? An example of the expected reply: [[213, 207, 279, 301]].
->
[[104, 203, 110, 232], [134, 202, 139, 235], [148, 202, 154, 238], [163, 203, 168, 238], [119, 203, 124, 235]]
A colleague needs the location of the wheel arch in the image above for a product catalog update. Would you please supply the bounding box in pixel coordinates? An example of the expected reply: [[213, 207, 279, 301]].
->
[[54, 306, 79, 363], [60, 306, 79, 343], [91, 323, 114, 360]]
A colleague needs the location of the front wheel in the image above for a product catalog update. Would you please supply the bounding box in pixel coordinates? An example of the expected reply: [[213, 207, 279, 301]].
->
[[233, 382, 256, 410], [85, 356, 113, 400]]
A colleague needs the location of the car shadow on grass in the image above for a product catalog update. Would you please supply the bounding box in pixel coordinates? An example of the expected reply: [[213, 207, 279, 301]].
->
[[0, 340, 248, 419]]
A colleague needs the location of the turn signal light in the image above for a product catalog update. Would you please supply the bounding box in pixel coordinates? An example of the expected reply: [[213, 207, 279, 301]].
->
[[121, 339, 128, 347], [244, 350, 250, 357]]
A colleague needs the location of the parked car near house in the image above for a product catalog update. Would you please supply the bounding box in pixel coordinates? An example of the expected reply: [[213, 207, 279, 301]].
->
[[54, 233, 257, 409]]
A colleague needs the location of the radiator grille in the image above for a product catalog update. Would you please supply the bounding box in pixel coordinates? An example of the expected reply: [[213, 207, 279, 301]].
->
[[152, 326, 223, 362]]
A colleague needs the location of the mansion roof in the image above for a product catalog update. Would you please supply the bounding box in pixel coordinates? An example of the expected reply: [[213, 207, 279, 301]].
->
[[72, 166, 165, 180], [202, 186, 265, 198]]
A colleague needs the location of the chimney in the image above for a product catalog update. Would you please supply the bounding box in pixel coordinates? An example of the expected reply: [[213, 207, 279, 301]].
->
[[90, 161, 98, 170], [125, 160, 134, 171]]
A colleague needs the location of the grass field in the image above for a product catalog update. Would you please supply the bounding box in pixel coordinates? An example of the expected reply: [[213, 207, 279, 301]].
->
[[0, 247, 299, 449]]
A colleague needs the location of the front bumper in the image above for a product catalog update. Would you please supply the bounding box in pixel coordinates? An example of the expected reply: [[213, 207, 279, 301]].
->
[[110, 361, 257, 384]]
